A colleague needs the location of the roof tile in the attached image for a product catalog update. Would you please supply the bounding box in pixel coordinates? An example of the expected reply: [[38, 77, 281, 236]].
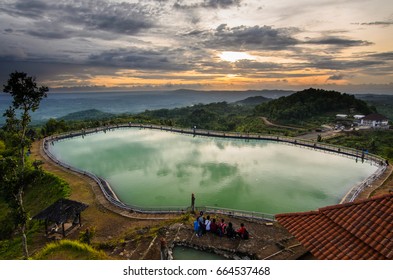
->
[[276, 193, 393, 260]]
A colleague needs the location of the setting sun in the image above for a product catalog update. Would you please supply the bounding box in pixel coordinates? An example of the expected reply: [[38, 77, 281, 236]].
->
[[219, 51, 256, 62]]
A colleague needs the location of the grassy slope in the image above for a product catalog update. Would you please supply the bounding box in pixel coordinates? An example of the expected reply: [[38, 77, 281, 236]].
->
[[0, 165, 71, 259], [33, 240, 109, 260]]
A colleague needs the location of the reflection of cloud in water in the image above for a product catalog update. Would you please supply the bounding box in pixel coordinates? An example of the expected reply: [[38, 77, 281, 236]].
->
[[51, 128, 378, 213], [156, 167, 171, 177], [206, 176, 253, 208], [200, 162, 239, 184]]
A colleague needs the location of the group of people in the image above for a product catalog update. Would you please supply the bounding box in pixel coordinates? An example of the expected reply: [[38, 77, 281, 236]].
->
[[194, 211, 249, 240]]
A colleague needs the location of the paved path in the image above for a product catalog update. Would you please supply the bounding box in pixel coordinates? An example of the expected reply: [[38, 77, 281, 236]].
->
[[260, 117, 303, 130]]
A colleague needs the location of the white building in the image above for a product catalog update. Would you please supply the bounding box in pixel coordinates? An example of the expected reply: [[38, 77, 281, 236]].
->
[[353, 115, 365, 120], [360, 113, 389, 128]]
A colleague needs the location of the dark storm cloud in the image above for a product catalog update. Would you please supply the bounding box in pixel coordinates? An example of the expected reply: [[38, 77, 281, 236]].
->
[[8, 0, 48, 19], [1, 0, 154, 39], [88, 48, 190, 71], [201, 24, 300, 51], [174, 0, 242, 9], [26, 22, 74, 39], [0, 59, 86, 84], [305, 36, 372, 47]]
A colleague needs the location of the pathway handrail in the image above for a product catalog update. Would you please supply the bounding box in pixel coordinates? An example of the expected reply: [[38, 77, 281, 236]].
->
[[48, 123, 386, 166], [43, 123, 388, 219]]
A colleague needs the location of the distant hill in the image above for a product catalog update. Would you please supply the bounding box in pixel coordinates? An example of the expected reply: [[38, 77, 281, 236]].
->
[[356, 94, 393, 121], [173, 89, 293, 99], [254, 88, 376, 124], [234, 96, 271, 106], [59, 109, 115, 121]]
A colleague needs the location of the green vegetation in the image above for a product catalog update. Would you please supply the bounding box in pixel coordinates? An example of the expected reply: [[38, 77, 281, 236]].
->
[[357, 94, 393, 121], [1, 71, 49, 258], [0, 220, 42, 260], [254, 88, 375, 125], [36, 89, 383, 139], [59, 109, 116, 121], [0, 168, 71, 259], [33, 240, 109, 260], [1, 83, 391, 260], [141, 102, 253, 131], [323, 130, 393, 161], [38, 98, 303, 136], [0, 72, 70, 259]]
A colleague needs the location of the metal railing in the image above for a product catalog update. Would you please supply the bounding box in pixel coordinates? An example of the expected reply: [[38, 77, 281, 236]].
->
[[43, 123, 389, 219], [340, 164, 387, 203], [48, 123, 386, 166], [198, 206, 276, 222]]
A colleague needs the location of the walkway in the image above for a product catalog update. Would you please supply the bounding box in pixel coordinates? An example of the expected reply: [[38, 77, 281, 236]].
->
[[260, 117, 303, 130], [355, 165, 393, 200]]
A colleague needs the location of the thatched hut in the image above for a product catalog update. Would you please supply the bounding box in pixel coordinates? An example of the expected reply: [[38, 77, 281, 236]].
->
[[32, 198, 88, 237]]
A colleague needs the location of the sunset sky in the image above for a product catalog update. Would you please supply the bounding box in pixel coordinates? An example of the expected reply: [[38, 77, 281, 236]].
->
[[1, 0, 393, 93]]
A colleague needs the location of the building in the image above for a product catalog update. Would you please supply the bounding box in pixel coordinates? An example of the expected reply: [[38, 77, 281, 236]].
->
[[276, 193, 393, 260], [353, 114, 365, 120], [360, 113, 389, 128], [32, 198, 88, 237], [335, 114, 348, 119]]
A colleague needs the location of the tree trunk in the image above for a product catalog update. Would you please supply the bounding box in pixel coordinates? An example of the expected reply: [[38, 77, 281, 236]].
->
[[19, 110, 29, 259], [18, 189, 29, 259], [20, 110, 29, 168], [21, 223, 29, 259]]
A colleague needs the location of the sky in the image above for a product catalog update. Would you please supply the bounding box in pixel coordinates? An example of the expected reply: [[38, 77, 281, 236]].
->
[[1, 0, 393, 94]]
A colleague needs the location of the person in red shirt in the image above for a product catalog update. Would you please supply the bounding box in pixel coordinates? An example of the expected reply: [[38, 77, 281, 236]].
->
[[236, 223, 249, 239], [217, 218, 227, 237]]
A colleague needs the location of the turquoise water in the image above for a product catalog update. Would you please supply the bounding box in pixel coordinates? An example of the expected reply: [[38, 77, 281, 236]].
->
[[49, 128, 378, 214], [172, 246, 227, 260]]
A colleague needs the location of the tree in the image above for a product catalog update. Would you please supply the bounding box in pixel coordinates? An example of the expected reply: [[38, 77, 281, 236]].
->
[[2, 71, 48, 259], [3, 72, 48, 166]]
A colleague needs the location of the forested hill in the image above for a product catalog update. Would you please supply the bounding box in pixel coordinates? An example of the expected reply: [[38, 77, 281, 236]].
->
[[254, 88, 376, 124]]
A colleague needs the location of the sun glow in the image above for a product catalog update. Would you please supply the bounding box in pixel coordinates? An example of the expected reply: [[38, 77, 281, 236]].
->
[[219, 51, 256, 62]]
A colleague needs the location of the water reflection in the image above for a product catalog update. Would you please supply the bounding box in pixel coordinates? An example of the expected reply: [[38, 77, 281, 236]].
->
[[50, 128, 378, 214]]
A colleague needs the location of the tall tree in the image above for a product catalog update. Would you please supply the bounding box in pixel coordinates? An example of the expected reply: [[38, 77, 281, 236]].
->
[[2, 71, 48, 259]]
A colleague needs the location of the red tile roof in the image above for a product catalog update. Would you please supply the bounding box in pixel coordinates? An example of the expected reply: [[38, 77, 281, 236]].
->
[[361, 113, 388, 121], [276, 193, 393, 260]]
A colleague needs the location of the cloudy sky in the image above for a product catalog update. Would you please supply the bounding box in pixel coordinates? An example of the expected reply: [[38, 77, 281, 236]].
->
[[1, 0, 393, 93]]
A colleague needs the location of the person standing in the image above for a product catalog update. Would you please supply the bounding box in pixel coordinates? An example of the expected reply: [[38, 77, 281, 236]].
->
[[205, 215, 212, 232], [197, 211, 205, 237]]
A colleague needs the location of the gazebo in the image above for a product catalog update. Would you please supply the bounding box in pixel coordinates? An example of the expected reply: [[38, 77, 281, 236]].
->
[[32, 198, 88, 237]]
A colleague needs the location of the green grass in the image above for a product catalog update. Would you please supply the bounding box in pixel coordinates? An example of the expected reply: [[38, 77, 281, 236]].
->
[[0, 221, 42, 259], [24, 170, 71, 216], [0, 167, 71, 259], [33, 240, 109, 260], [324, 130, 393, 161]]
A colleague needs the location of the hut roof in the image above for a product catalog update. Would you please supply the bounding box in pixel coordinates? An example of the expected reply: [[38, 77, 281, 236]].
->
[[32, 198, 88, 224]]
